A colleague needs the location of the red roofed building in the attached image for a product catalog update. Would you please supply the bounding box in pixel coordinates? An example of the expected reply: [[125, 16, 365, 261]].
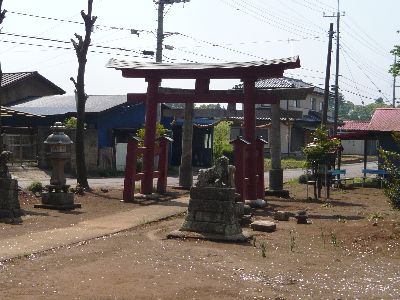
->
[[337, 108, 400, 156], [368, 108, 400, 132], [339, 120, 370, 132]]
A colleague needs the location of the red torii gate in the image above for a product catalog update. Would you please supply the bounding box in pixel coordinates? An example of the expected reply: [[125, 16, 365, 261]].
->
[[107, 57, 302, 201]]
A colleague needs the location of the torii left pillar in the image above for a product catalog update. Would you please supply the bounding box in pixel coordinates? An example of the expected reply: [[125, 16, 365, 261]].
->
[[141, 78, 160, 194]]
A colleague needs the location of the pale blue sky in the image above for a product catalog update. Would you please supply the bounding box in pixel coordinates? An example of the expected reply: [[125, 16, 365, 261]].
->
[[1, 0, 398, 105]]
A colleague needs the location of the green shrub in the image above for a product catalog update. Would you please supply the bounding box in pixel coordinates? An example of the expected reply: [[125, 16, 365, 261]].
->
[[213, 121, 233, 161], [27, 181, 43, 195], [64, 117, 77, 129], [298, 174, 314, 184], [379, 132, 400, 210], [222, 147, 234, 164]]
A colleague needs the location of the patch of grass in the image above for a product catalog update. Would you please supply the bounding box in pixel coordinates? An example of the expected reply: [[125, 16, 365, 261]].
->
[[260, 242, 267, 258], [368, 212, 383, 223], [264, 158, 305, 170], [330, 231, 338, 247], [289, 230, 296, 252], [320, 228, 326, 245], [322, 202, 333, 208], [27, 181, 43, 195]]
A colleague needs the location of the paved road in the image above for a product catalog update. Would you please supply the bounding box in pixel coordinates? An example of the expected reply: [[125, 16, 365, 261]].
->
[[13, 161, 377, 189]]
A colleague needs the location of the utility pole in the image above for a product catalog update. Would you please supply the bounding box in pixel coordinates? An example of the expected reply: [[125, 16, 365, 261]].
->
[[322, 23, 334, 125], [0, 0, 6, 153], [324, 0, 344, 134], [155, 0, 190, 121]]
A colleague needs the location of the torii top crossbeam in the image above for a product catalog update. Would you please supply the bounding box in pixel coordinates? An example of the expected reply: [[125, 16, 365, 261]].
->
[[107, 56, 302, 199], [106, 56, 300, 79]]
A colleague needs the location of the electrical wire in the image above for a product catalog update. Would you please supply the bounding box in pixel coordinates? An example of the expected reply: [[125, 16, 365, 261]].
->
[[7, 10, 153, 34], [0, 31, 150, 56], [340, 45, 390, 102]]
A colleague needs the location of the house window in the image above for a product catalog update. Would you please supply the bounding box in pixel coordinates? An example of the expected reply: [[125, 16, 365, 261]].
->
[[319, 102, 323, 111], [310, 98, 317, 110], [294, 100, 300, 108]]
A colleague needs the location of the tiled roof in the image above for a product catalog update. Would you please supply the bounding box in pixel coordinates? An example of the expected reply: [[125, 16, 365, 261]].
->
[[1, 72, 36, 87], [338, 121, 370, 131], [1, 71, 65, 96], [0, 106, 43, 118], [368, 108, 400, 132], [8, 95, 128, 115], [234, 77, 325, 95]]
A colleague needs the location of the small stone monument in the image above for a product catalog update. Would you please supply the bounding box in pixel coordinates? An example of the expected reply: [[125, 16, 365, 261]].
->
[[168, 156, 250, 242], [34, 122, 81, 210], [0, 151, 23, 223]]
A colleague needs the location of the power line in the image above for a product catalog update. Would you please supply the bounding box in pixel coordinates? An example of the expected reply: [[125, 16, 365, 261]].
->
[[218, 0, 320, 39], [252, 0, 326, 33], [177, 32, 264, 59], [237, 0, 324, 36], [0, 31, 152, 56], [0, 39, 152, 59], [7, 10, 153, 34], [340, 45, 390, 101]]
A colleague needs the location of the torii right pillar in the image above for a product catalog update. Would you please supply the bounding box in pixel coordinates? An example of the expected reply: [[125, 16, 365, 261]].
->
[[243, 78, 266, 207], [267, 101, 290, 198]]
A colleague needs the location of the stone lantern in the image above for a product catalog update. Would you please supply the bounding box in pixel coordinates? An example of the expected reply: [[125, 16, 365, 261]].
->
[[34, 122, 81, 210]]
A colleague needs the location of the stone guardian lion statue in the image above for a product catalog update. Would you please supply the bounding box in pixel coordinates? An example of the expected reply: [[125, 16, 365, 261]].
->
[[196, 156, 235, 188]]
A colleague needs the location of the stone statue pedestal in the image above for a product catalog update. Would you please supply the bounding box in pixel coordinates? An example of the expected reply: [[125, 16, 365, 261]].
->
[[0, 178, 23, 223], [168, 187, 251, 242]]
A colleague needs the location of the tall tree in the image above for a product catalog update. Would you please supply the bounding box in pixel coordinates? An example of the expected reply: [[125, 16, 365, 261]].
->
[[0, 0, 6, 153], [70, 0, 97, 190], [389, 46, 400, 77]]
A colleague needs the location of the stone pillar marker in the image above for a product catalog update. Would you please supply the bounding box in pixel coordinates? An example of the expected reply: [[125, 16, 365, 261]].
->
[[0, 151, 22, 223], [35, 122, 81, 210], [267, 102, 289, 198]]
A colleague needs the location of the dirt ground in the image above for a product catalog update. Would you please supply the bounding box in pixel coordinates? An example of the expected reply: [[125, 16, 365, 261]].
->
[[1, 183, 400, 299]]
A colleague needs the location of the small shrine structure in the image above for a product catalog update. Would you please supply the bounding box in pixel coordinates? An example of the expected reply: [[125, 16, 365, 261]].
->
[[107, 57, 309, 202]]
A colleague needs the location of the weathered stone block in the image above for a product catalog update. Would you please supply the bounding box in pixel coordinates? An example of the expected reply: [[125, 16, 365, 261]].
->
[[0, 178, 23, 221], [188, 199, 236, 213], [35, 192, 80, 210], [250, 220, 277, 232], [190, 187, 236, 201]]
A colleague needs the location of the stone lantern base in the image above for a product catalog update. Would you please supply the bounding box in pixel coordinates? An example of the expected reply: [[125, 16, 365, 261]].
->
[[35, 185, 81, 210]]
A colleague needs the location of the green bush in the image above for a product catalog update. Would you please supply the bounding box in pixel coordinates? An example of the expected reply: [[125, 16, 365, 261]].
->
[[298, 173, 315, 184], [64, 117, 77, 129], [27, 181, 43, 195], [213, 121, 233, 161], [379, 132, 400, 210], [222, 147, 234, 164]]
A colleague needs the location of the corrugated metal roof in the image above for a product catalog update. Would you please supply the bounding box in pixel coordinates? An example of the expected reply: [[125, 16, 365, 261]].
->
[[234, 77, 325, 95], [338, 120, 370, 131], [368, 108, 400, 132], [1, 72, 36, 87], [8, 95, 128, 115]]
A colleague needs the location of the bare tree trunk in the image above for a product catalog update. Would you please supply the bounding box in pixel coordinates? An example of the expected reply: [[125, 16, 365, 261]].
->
[[0, 1, 6, 153], [70, 0, 97, 190]]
